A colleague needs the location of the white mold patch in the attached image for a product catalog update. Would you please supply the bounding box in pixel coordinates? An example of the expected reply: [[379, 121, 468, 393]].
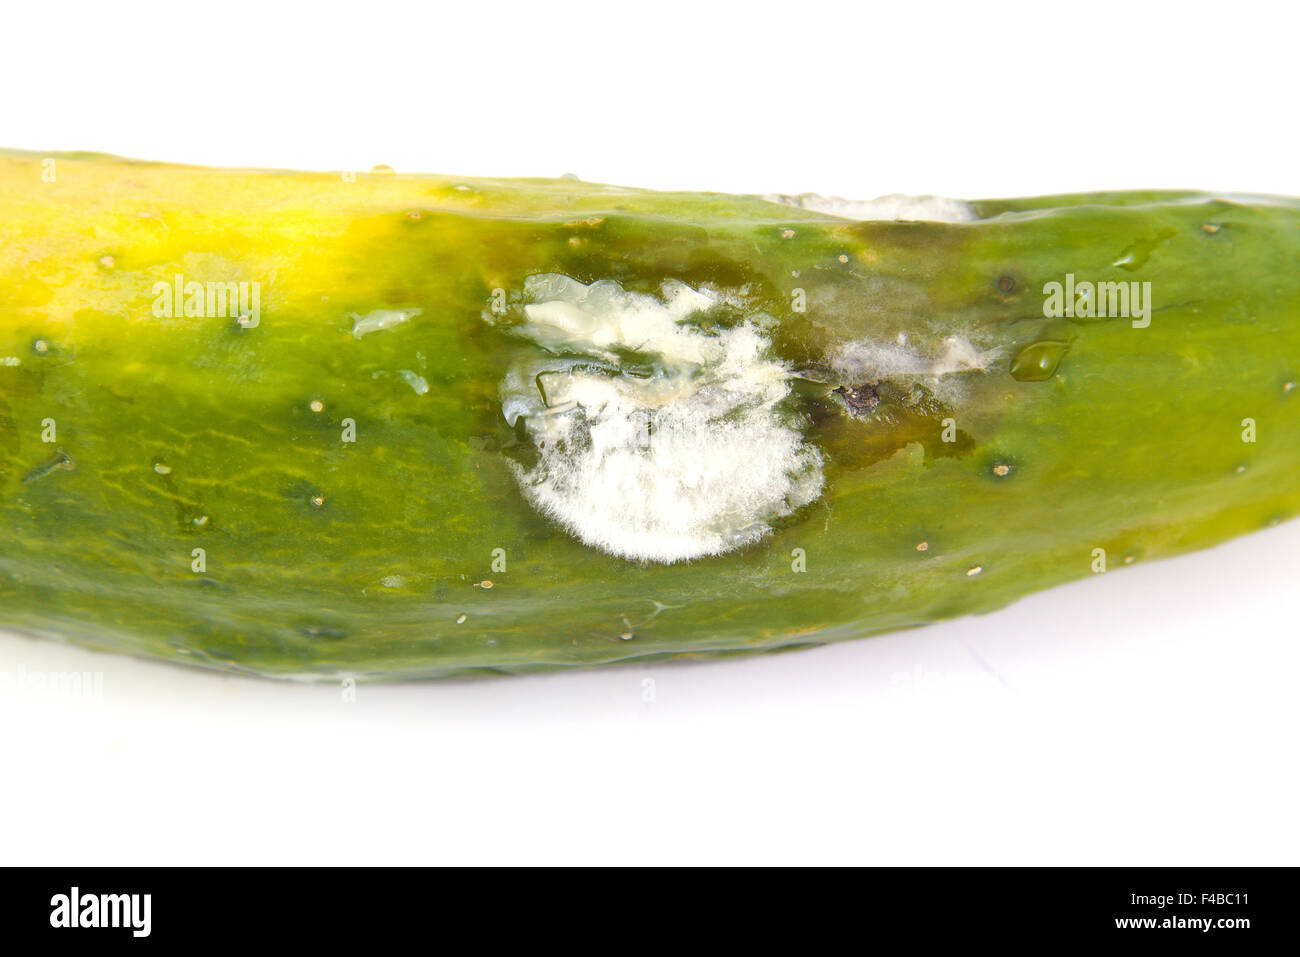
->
[[765, 192, 975, 223], [831, 336, 999, 379], [829, 335, 1000, 406], [494, 275, 823, 563]]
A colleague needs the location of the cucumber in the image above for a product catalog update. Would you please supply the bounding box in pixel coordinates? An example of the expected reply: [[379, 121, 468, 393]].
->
[[1, 149, 1297, 680]]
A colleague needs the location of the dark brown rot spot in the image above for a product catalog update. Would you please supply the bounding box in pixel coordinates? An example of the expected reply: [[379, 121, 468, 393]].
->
[[997, 275, 1017, 294], [833, 384, 880, 417]]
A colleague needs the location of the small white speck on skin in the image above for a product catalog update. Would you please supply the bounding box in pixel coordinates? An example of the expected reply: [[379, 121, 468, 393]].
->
[[456, 614, 467, 624], [154, 463, 171, 475], [310, 400, 324, 413], [915, 542, 929, 552], [1284, 381, 1295, 394], [837, 254, 849, 263], [781, 229, 795, 239], [34, 339, 50, 354], [477, 580, 493, 589], [98, 255, 115, 269], [350, 307, 421, 338], [397, 370, 429, 395], [193, 515, 208, 527], [966, 565, 983, 577]]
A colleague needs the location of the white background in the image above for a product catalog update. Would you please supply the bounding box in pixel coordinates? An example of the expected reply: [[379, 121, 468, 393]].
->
[[2, 1, 1297, 865]]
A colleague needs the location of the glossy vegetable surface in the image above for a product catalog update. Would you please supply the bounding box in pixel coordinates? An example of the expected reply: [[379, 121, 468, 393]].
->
[[0, 150, 1296, 678]]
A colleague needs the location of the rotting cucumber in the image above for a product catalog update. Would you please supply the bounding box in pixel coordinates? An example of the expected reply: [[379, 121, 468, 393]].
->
[[0, 149, 1297, 680]]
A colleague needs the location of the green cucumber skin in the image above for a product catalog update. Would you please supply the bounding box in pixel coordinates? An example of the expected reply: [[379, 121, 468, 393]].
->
[[0, 151, 1297, 679]]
